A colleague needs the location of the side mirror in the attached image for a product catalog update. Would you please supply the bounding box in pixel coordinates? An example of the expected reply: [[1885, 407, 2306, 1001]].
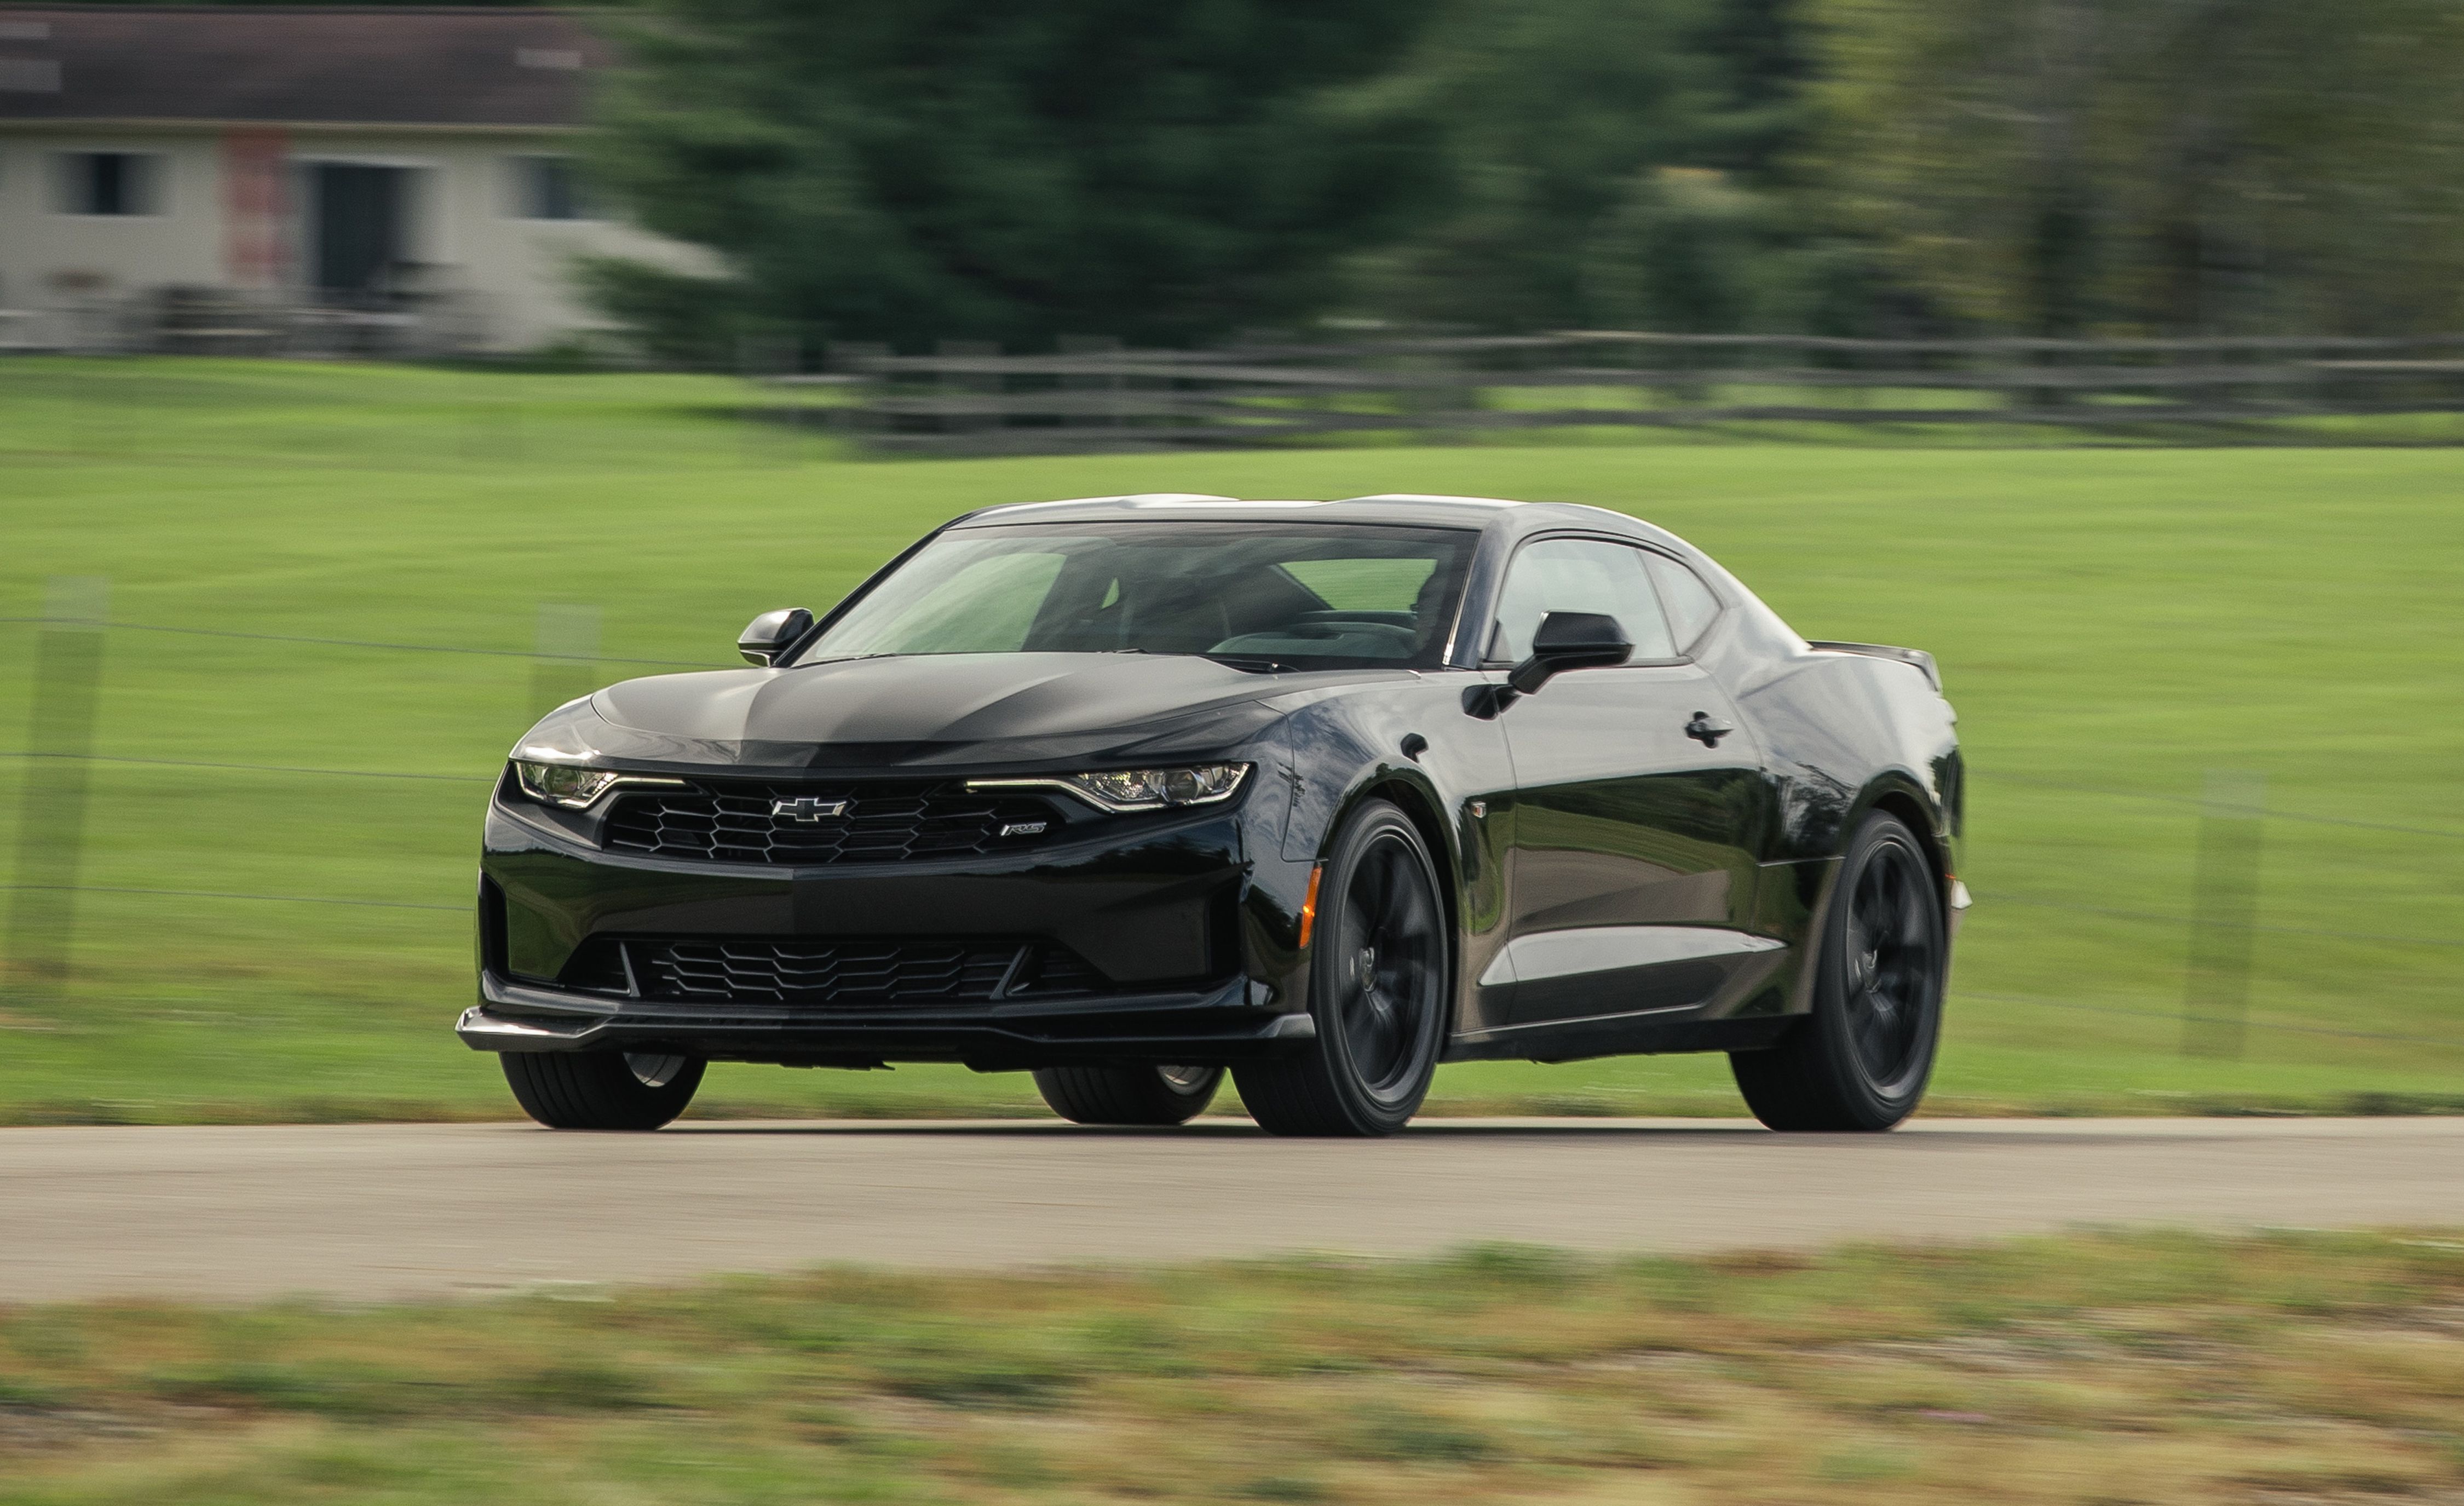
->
[[737, 606, 814, 666], [1506, 611, 1632, 697]]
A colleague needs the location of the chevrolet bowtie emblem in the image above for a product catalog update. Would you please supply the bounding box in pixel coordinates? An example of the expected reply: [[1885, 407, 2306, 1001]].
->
[[772, 796, 849, 823]]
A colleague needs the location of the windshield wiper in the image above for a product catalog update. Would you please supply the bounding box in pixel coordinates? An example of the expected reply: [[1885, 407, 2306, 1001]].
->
[[1100, 647, 1297, 674]]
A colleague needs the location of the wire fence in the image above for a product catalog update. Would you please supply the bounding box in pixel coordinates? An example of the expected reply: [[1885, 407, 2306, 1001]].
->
[[2, 579, 2457, 1065]]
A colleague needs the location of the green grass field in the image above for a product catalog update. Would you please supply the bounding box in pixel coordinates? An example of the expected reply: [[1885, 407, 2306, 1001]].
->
[[1, 358, 2459, 1123], [3, 1230, 2461, 1503]]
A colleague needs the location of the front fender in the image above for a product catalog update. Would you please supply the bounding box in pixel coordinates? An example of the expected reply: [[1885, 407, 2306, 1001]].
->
[[1260, 682, 1516, 1033]]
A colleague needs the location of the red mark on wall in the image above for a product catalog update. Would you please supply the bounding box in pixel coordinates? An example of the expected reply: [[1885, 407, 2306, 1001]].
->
[[222, 127, 289, 286]]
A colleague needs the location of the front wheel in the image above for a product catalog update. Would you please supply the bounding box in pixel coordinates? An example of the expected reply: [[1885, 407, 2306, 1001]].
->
[[1235, 800, 1448, 1137], [501, 1050, 705, 1130], [1033, 1064, 1223, 1126], [1730, 811, 1945, 1131]]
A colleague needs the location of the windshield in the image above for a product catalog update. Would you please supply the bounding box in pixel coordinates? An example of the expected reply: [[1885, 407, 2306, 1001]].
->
[[798, 521, 1478, 669]]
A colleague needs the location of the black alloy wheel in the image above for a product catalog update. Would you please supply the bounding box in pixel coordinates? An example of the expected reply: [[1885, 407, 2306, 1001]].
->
[[502, 1049, 706, 1130], [1730, 811, 1945, 1131], [1033, 1064, 1224, 1126], [1236, 799, 1448, 1137]]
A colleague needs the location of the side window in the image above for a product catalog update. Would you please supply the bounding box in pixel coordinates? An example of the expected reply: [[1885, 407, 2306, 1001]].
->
[[1645, 553, 1722, 651], [54, 151, 161, 216], [508, 155, 596, 221], [1487, 538, 1677, 663]]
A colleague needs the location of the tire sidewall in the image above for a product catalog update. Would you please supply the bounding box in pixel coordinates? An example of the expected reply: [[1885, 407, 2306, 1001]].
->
[[1308, 801, 1448, 1134], [1811, 813, 1945, 1128]]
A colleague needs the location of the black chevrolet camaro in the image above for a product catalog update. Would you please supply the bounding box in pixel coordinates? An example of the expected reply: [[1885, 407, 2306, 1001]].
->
[[462, 493, 1966, 1136]]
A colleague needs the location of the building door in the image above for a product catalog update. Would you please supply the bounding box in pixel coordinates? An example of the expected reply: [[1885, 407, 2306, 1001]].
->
[[310, 164, 406, 298]]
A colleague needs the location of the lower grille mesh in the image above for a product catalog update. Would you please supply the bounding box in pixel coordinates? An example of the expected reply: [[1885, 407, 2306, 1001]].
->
[[622, 939, 1105, 1008]]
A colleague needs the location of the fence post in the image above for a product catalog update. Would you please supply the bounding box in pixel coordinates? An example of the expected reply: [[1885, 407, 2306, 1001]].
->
[[4, 576, 108, 1007], [825, 342, 889, 439], [2182, 768, 2265, 1059], [735, 331, 799, 465], [1058, 335, 1125, 434], [529, 603, 602, 721], [937, 340, 1000, 443]]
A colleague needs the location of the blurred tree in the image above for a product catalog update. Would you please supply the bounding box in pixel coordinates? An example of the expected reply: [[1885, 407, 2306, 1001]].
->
[[1345, 0, 1871, 334], [1350, 0, 1715, 330], [1812, 0, 2464, 334], [87, 1, 545, 5], [1695, 0, 1816, 182], [1344, 0, 1725, 331], [1582, 169, 1776, 332], [587, 0, 1444, 354]]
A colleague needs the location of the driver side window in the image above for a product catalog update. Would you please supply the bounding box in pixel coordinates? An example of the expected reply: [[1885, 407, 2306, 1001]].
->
[[1487, 538, 1678, 663]]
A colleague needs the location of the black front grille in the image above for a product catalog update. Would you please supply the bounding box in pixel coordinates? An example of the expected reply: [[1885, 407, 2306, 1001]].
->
[[618, 938, 1107, 1008], [605, 780, 1057, 866]]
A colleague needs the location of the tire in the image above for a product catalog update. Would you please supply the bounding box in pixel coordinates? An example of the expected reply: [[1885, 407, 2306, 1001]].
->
[[1235, 799, 1448, 1137], [1032, 1064, 1224, 1126], [501, 1050, 705, 1130], [1731, 811, 1945, 1131]]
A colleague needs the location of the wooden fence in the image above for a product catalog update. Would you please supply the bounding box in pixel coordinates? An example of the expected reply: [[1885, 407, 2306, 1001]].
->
[[796, 331, 2464, 453]]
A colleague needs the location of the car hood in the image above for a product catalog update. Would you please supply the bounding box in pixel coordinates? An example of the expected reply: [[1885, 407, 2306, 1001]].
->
[[549, 652, 1390, 772]]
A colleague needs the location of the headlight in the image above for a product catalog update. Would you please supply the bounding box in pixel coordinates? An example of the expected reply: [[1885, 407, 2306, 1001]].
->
[[511, 759, 686, 809], [966, 763, 1250, 814]]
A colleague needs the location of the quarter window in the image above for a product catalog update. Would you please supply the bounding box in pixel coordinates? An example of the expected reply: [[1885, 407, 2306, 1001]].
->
[[1488, 538, 1677, 663], [54, 151, 160, 216], [1645, 553, 1723, 651]]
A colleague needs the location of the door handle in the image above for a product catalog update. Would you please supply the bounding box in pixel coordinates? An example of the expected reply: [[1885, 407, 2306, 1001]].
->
[[1684, 711, 1734, 747]]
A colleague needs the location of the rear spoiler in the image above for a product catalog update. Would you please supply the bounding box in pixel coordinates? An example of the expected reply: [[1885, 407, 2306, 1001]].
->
[[1806, 640, 1942, 693]]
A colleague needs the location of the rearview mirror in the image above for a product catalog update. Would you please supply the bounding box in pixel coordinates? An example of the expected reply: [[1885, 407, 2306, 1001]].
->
[[1506, 611, 1632, 697], [738, 607, 814, 666]]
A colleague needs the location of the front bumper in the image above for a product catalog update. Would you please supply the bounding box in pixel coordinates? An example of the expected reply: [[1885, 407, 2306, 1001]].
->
[[470, 783, 1314, 1070], [458, 970, 1316, 1069]]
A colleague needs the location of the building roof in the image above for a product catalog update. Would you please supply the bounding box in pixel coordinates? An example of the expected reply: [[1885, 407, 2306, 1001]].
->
[[0, 7, 609, 129]]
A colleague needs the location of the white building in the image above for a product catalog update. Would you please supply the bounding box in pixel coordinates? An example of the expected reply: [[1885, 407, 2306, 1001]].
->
[[0, 5, 712, 352]]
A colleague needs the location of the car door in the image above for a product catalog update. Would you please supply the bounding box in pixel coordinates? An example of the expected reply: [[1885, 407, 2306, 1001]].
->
[[1486, 537, 1770, 1028]]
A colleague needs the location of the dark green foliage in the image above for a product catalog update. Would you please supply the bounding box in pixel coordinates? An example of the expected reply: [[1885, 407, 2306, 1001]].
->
[[1340, 0, 1854, 334], [581, 0, 1887, 343], [590, 0, 1446, 352], [86, 1, 546, 6], [1352, 0, 1728, 330], [1696, 0, 1815, 180], [1811, 0, 2464, 335], [572, 256, 751, 370]]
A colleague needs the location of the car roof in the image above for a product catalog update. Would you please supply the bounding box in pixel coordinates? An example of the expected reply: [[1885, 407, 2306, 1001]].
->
[[946, 492, 1683, 549]]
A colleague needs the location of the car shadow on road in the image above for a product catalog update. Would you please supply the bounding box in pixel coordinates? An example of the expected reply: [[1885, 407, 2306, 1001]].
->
[[653, 1117, 2245, 1146], [665, 1118, 1782, 1141]]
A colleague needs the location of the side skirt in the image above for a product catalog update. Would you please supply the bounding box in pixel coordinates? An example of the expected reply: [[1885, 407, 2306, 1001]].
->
[[1443, 1011, 1795, 1065]]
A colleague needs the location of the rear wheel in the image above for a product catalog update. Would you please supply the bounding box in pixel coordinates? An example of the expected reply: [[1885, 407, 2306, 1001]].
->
[[501, 1050, 705, 1130], [1032, 1064, 1223, 1126], [1730, 811, 1944, 1131], [1235, 800, 1448, 1137]]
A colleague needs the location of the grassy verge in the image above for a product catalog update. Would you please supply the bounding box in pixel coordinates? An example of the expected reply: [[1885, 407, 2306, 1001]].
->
[[2, 357, 2461, 1123], [2, 1230, 2460, 1503]]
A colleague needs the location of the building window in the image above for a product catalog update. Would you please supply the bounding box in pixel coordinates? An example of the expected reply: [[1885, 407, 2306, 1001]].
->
[[55, 151, 160, 216], [510, 154, 596, 221]]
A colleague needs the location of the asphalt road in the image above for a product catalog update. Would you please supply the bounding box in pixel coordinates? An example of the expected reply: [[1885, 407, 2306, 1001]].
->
[[5, 1117, 2460, 1303]]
